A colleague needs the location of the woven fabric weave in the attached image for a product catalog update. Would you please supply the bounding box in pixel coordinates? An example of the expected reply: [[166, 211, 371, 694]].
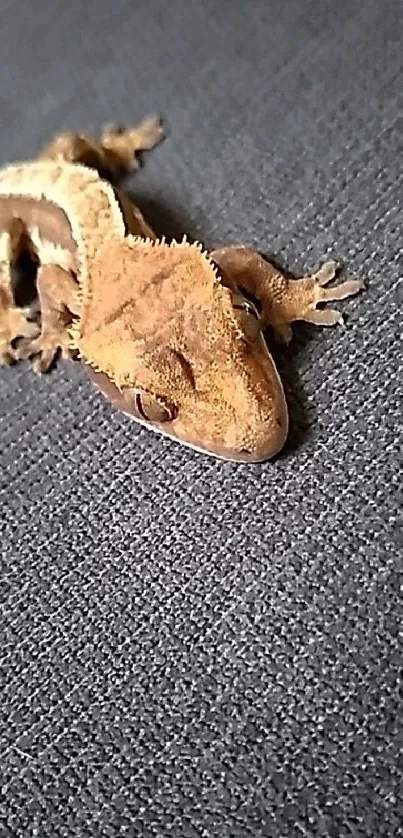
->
[[0, 1, 401, 835]]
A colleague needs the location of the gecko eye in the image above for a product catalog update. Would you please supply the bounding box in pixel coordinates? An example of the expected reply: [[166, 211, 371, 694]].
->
[[233, 297, 261, 341], [84, 367, 178, 424], [133, 391, 177, 423]]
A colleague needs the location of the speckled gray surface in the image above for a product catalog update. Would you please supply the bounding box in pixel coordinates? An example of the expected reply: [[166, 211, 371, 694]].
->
[[0, 1, 401, 836]]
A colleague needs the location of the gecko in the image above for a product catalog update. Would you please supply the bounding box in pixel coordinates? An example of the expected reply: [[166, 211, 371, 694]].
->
[[0, 116, 364, 462]]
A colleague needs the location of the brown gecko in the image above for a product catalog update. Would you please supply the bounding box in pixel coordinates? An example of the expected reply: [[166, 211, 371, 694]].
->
[[0, 116, 364, 462]]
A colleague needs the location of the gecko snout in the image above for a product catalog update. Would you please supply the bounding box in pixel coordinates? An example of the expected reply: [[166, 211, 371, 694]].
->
[[85, 343, 289, 462]]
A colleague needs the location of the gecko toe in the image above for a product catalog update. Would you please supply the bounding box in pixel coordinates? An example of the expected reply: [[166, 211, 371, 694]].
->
[[0, 346, 15, 365], [0, 305, 40, 365], [314, 260, 339, 286], [318, 277, 365, 303], [303, 308, 344, 327], [32, 350, 58, 374], [14, 331, 73, 373]]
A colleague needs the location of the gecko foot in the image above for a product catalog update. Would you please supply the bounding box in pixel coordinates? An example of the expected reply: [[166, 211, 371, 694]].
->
[[14, 330, 76, 373], [101, 115, 165, 172], [271, 260, 365, 342], [302, 260, 365, 327], [0, 305, 39, 365], [39, 115, 164, 179]]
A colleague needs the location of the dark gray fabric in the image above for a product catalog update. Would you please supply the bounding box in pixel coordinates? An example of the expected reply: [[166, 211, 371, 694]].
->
[[0, 0, 401, 835]]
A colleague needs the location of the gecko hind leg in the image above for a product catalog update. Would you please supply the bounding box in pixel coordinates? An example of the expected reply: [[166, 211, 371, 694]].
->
[[0, 271, 39, 365], [38, 115, 164, 180], [0, 224, 40, 365], [15, 264, 78, 373]]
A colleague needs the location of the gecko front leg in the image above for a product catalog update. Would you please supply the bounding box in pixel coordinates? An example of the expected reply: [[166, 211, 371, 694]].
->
[[0, 223, 39, 365], [15, 264, 79, 373], [210, 246, 364, 343]]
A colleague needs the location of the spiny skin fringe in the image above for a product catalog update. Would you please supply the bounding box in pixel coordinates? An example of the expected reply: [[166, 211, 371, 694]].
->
[[69, 287, 86, 349], [74, 236, 228, 378], [68, 322, 80, 350], [68, 326, 102, 370], [111, 234, 221, 283], [83, 351, 138, 384], [165, 237, 221, 281], [74, 288, 84, 309], [85, 358, 105, 374]]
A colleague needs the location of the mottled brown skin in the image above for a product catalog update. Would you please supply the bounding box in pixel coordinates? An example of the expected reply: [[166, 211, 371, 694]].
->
[[0, 117, 364, 461]]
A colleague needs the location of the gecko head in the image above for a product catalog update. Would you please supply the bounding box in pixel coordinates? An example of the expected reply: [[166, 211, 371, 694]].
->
[[80, 237, 288, 462]]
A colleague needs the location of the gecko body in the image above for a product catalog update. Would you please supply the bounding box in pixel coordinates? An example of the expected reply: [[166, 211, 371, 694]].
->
[[0, 117, 364, 461]]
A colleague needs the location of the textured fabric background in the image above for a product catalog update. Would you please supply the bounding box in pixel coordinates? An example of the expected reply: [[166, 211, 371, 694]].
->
[[0, 1, 401, 836]]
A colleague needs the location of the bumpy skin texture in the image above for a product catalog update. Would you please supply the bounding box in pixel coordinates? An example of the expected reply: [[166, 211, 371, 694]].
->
[[0, 118, 364, 461]]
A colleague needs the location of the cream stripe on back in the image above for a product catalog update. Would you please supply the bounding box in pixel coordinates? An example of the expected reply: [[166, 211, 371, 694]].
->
[[0, 160, 126, 307]]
